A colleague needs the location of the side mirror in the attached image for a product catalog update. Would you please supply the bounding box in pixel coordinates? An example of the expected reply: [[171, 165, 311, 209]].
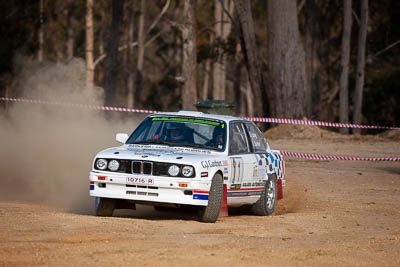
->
[[116, 133, 129, 144]]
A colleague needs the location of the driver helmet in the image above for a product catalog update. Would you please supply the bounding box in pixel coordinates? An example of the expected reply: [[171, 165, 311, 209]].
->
[[166, 122, 185, 142], [213, 125, 225, 146]]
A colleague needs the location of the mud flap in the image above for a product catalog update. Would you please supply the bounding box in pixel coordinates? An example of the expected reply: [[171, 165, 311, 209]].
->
[[277, 179, 283, 199], [219, 184, 229, 217]]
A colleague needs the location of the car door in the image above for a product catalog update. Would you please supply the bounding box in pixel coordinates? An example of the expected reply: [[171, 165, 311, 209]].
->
[[244, 122, 268, 185], [228, 121, 257, 194]]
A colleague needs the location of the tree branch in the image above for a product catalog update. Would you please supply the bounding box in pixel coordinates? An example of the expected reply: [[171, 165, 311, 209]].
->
[[297, 0, 305, 14], [94, 0, 170, 69], [144, 29, 167, 48], [145, 0, 170, 36], [218, 0, 240, 40], [375, 40, 400, 57], [352, 9, 360, 26], [327, 86, 339, 105], [94, 41, 138, 68]]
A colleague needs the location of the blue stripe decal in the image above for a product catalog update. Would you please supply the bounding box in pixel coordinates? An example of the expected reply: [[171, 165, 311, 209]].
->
[[90, 185, 94, 190], [193, 194, 209, 200]]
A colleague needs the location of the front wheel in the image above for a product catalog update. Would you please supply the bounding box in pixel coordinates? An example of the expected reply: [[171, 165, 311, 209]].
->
[[95, 197, 116, 217], [251, 174, 277, 216], [198, 173, 223, 223]]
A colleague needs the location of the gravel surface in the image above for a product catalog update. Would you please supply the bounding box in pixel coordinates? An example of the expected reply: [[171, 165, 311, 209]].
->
[[0, 137, 399, 266]]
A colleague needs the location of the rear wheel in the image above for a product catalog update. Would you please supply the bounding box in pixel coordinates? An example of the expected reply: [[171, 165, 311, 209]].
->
[[198, 173, 223, 223], [95, 197, 116, 217], [251, 174, 277, 216]]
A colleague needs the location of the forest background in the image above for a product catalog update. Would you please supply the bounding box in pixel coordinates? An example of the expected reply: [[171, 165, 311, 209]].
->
[[0, 0, 399, 134]]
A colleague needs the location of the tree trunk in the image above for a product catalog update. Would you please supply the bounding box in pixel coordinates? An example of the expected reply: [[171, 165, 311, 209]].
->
[[244, 75, 254, 117], [202, 56, 212, 100], [66, 0, 75, 61], [38, 0, 44, 62], [134, 0, 145, 108], [352, 0, 368, 134], [126, 0, 135, 108], [339, 0, 352, 134], [234, 43, 242, 115], [304, 0, 316, 119], [181, 0, 197, 110], [220, 0, 234, 99], [213, 0, 234, 100], [233, 0, 265, 117], [98, 9, 106, 56], [85, 0, 94, 89], [103, 0, 124, 106], [212, 0, 223, 100], [267, 0, 308, 118]]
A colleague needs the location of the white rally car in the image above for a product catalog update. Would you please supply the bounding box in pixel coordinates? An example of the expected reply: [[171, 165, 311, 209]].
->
[[89, 111, 285, 222]]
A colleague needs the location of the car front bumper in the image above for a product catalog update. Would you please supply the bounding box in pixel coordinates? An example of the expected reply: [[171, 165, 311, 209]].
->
[[89, 171, 211, 206]]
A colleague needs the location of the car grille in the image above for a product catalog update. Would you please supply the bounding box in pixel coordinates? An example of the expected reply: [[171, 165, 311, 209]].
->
[[131, 161, 153, 175], [115, 160, 171, 177], [94, 159, 194, 178]]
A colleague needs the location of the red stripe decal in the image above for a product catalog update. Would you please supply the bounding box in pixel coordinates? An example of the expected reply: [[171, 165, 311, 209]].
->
[[193, 190, 209, 194]]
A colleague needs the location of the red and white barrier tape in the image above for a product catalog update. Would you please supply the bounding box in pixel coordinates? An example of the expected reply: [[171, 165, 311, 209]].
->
[[243, 117, 400, 131], [0, 97, 159, 114], [281, 151, 399, 162], [1, 97, 398, 162], [1, 96, 399, 130]]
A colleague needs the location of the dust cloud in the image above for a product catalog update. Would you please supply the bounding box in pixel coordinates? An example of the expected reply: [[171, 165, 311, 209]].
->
[[0, 57, 144, 214]]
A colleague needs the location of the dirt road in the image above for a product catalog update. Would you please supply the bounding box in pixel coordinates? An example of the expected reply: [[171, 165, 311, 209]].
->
[[0, 136, 399, 266]]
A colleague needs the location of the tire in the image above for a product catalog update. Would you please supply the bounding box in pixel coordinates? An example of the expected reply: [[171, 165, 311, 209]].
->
[[95, 197, 116, 217], [198, 173, 223, 223], [251, 174, 277, 216]]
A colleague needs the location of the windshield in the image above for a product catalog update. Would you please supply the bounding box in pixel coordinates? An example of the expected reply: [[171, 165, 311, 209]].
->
[[126, 116, 227, 151]]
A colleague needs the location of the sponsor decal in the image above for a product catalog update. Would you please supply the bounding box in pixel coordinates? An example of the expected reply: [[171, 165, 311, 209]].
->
[[230, 184, 241, 189], [193, 190, 209, 200], [90, 181, 94, 190], [231, 157, 244, 184], [128, 145, 212, 154], [201, 160, 224, 169], [152, 117, 222, 127], [253, 166, 258, 177], [242, 182, 265, 188], [201, 172, 208, 177], [224, 176, 229, 180], [223, 167, 229, 174], [227, 187, 264, 197], [269, 153, 275, 163], [253, 141, 262, 147], [228, 191, 262, 197]]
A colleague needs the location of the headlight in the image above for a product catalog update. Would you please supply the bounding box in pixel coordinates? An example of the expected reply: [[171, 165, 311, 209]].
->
[[168, 165, 180, 176], [182, 166, 194, 177], [96, 159, 108, 170], [108, 159, 120, 171]]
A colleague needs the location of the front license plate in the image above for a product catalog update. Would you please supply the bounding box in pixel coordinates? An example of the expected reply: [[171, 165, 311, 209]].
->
[[126, 177, 154, 186]]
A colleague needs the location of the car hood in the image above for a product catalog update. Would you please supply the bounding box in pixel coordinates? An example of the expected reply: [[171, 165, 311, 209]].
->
[[95, 144, 224, 164]]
